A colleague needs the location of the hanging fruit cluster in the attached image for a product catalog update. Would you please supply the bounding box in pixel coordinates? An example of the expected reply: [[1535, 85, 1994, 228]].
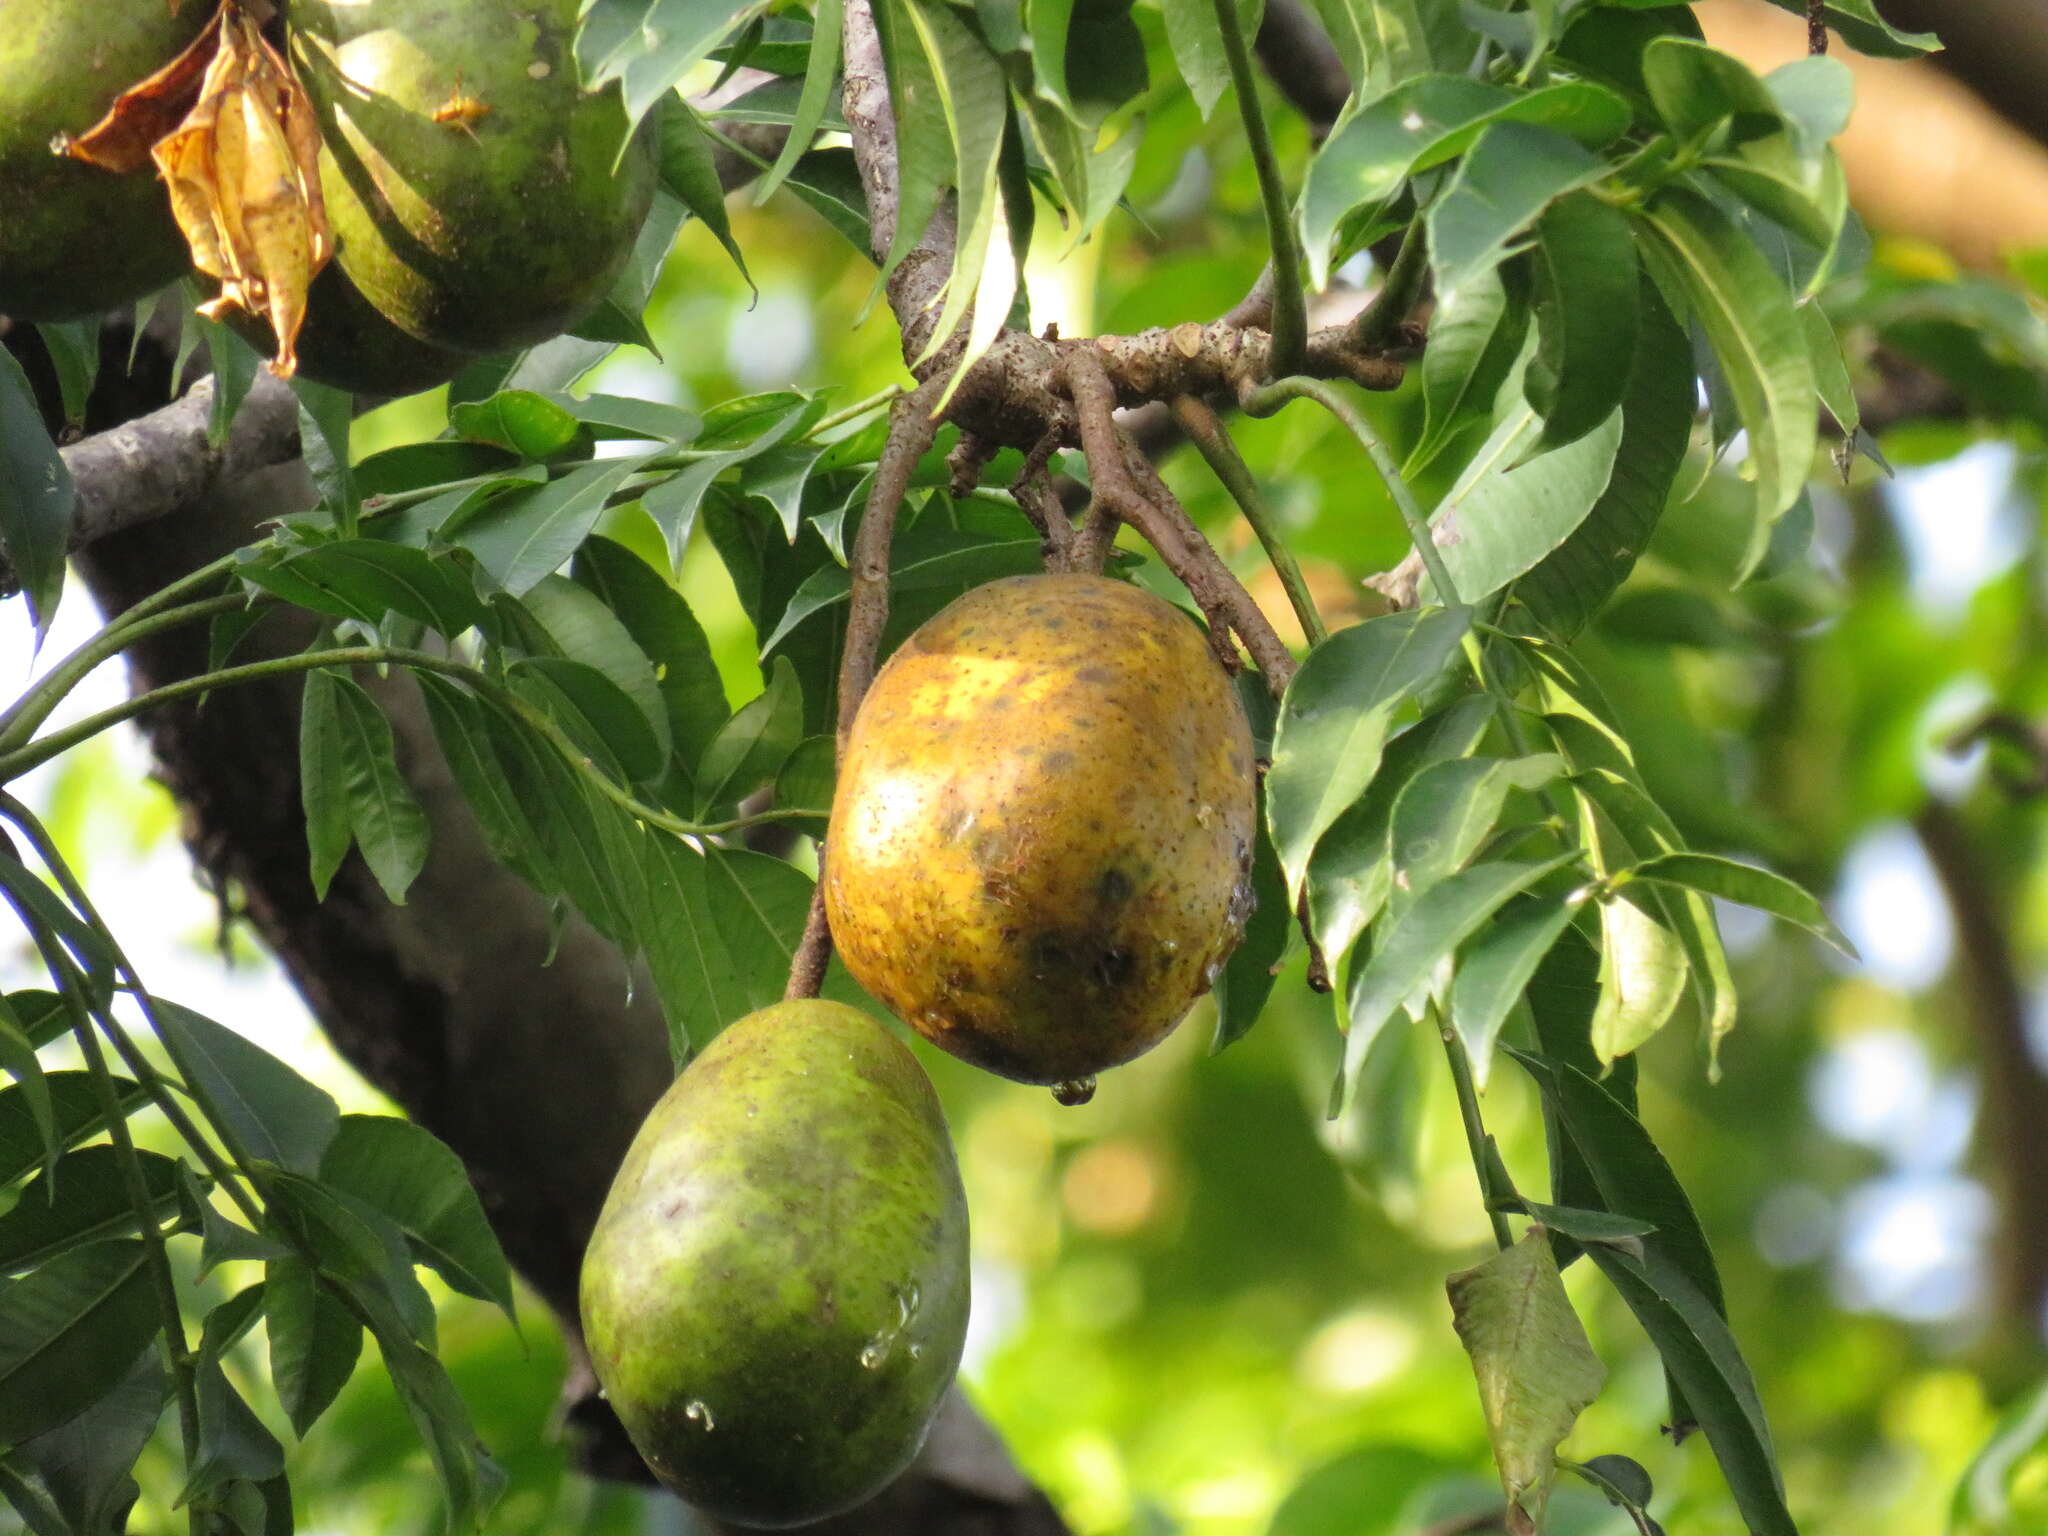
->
[[0, 0, 655, 392]]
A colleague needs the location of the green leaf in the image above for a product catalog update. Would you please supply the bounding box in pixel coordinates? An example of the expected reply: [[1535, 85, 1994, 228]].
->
[[901, 0, 1011, 381], [263, 1255, 365, 1438], [0, 1146, 183, 1274], [742, 441, 833, 542], [642, 399, 814, 565], [2, 1344, 164, 1536], [1302, 77, 1628, 284], [448, 390, 592, 462], [33, 319, 98, 432], [1525, 193, 1640, 454], [773, 733, 836, 828], [1027, 0, 1147, 127], [577, 0, 767, 136], [1953, 1378, 2048, 1533], [295, 378, 359, 534], [1212, 795, 1289, 1054], [0, 999, 53, 1187], [299, 670, 354, 902], [1160, 0, 1238, 118], [1642, 36, 1786, 143], [1428, 122, 1605, 304], [245, 542, 489, 639], [1339, 854, 1578, 1116], [181, 1360, 284, 1506], [413, 676, 558, 895], [1518, 279, 1695, 638], [1386, 754, 1565, 921], [518, 576, 673, 769], [153, 1000, 340, 1177], [0, 345, 72, 638], [265, 1171, 437, 1349], [1449, 892, 1583, 1087], [544, 393, 702, 443], [754, 0, 844, 204], [318, 675, 432, 905], [1800, 299, 1858, 437], [1625, 850, 1852, 953], [1422, 384, 1625, 606], [1589, 886, 1689, 1063], [1578, 1243, 1794, 1536], [1447, 1228, 1606, 1528], [354, 441, 520, 498], [319, 1115, 516, 1323], [0, 1240, 158, 1446], [1268, 606, 1475, 897], [1633, 184, 1816, 521], [638, 843, 822, 1060], [760, 529, 1047, 654], [1405, 263, 1530, 476], [451, 456, 652, 597], [872, 0, 952, 291], [1305, 0, 1477, 100], [694, 656, 804, 816], [0, 1072, 149, 1190], [1756, 0, 1936, 58], [572, 536, 731, 771], [1512, 1201, 1656, 1249], [368, 1323, 505, 1533], [1307, 694, 1497, 962], [509, 656, 664, 785]]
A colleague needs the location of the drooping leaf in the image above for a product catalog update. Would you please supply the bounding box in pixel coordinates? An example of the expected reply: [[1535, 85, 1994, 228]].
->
[[1385, 754, 1565, 922], [1447, 1229, 1607, 1528], [264, 1255, 366, 1438], [0, 1071, 149, 1190], [1212, 791, 1290, 1054], [518, 576, 673, 769], [1268, 606, 1475, 896], [1306, 694, 1497, 962], [0, 346, 72, 638], [571, 536, 731, 771], [0, 1146, 184, 1274], [1, 1345, 165, 1536], [1588, 886, 1689, 1063], [311, 674, 432, 905], [694, 656, 804, 816], [1518, 279, 1694, 637], [1525, 192, 1640, 455], [318, 1115, 516, 1322], [1301, 75, 1628, 283], [1337, 853, 1579, 1115], [577, 1, 768, 136], [450, 454, 653, 597], [448, 390, 593, 462], [0, 1240, 158, 1446], [1406, 262, 1530, 476], [1624, 850, 1852, 953], [1633, 184, 1816, 522], [153, 999, 340, 1176], [1449, 892, 1584, 1087], [1428, 122, 1605, 305]]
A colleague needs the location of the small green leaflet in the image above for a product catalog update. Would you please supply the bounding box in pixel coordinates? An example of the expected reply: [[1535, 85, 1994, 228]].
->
[[1266, 605, 1474, 897], [298, 671, 431, 905]]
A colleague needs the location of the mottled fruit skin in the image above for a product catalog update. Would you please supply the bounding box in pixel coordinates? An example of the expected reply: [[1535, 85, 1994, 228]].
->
[[826, 574, 1258, 1085], [0, 0, 210, 320], [289, 0, 657, 353], [580, 1001, 970, 1529]]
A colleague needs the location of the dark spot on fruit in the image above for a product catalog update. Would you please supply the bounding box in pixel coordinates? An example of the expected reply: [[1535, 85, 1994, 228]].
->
[[1096, 868, 1134, 906], [1090, 946, 1135, 988]]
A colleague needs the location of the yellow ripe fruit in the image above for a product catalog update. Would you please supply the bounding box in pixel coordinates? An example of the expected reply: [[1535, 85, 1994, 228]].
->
[[825, 574, 1258, 1088]]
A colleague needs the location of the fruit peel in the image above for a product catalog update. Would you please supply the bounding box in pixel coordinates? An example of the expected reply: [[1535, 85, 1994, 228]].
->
[[825, 573, 1260, 1086], [580, 999, 970, 1529]]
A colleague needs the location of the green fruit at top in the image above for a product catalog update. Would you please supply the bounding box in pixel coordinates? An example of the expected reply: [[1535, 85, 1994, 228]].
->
[[825, 574, 1259, 1087], [287, 0, 657, 354], [0, 0, 210, 321], [580, 1000, 970, 1528]]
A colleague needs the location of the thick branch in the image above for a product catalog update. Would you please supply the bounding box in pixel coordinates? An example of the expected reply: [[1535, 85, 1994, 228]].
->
[[36, 372, 299, 590], [1254, 0, 1352, 137]]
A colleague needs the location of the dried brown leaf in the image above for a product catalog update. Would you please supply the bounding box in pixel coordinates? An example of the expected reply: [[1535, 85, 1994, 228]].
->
[[57, 4, 227, 174]]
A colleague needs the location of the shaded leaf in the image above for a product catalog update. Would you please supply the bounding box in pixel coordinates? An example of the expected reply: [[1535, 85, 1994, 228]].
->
[[264, 1254, 364, 1438], [153, 999, 339, 1176], [0, 347, 72, 638], [1448, 1229, 1606, 1527], [0, 1146, 183, 1274], [0, 1240, 158, 1446]]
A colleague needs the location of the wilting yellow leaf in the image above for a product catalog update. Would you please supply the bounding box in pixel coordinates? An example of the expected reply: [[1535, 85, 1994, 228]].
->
[[142, 6, 331, 376]]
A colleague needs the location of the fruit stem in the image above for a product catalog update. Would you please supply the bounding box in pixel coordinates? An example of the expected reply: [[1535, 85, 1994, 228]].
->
[[0, 592, 251, 755], [1239, 375, 1464, 609], [1214, 0, 1308, 378], [1436, 1007, 1517, 1252], [1169, 394, 1327, 648]]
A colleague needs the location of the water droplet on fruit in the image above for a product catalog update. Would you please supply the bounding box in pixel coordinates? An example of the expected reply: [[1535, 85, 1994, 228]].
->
[[860, 1336, 892, 1369], [1052, 1077, 1097, 1107], [685, 1399, 715, 1430]]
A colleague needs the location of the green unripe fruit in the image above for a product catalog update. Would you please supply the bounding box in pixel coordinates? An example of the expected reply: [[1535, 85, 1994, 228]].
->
[[580, 1000, 971, 1528], [0, 0, 209, 320], [287, 0, 658, 354]]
